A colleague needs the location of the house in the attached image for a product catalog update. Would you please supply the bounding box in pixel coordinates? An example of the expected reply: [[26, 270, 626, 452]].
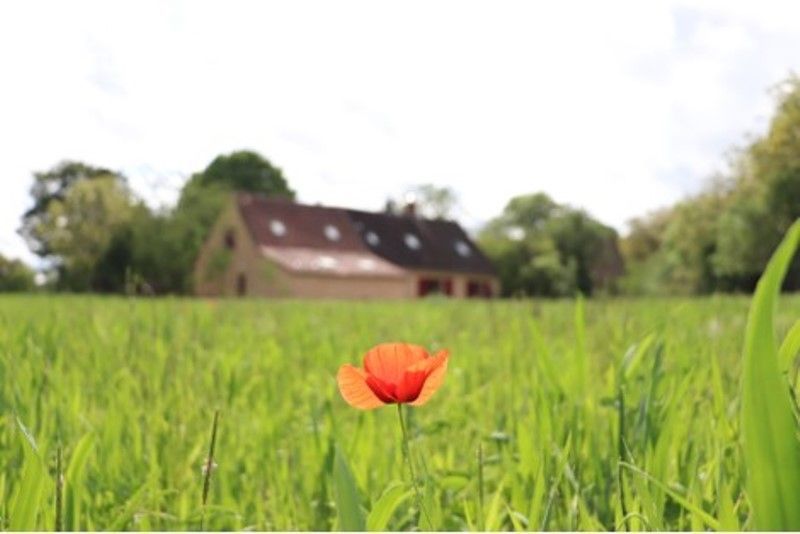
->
[[194, 193, 499, 299]]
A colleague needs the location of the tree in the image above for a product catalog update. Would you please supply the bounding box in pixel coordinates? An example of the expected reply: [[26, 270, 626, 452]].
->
[[162, 150, 296, 293], [621, 75, 800, 294], [712, 77, 800, 290], [181, 150, 295, 202], [0, 255, 35, 292], [19, 161, 122, 257], [41, 176, 137, 290], [478, 192, 622, 297]]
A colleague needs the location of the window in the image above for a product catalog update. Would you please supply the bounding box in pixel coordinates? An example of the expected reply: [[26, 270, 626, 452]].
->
[[454, 240, 471, 257], [324, 224, 341, 241], [224, 228, 236, 250], [418, 278, 453, 297], [467, 280, 492, 298], [404, 233, 421, 250], [365, 231, 380, 246], [270, 219, 287, 236]]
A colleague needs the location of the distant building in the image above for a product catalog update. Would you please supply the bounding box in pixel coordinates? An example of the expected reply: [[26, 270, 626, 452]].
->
[[194, 193, 499, 299]]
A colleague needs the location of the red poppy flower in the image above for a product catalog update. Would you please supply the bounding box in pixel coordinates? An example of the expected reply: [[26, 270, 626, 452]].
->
[[337, 343, 449, 409]]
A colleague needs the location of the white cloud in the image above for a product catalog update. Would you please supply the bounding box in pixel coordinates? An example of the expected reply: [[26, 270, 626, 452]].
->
[[2, 0, 800, 266]]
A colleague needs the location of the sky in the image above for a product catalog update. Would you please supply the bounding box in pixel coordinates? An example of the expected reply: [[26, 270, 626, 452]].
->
[[2, 1, 800, 266]]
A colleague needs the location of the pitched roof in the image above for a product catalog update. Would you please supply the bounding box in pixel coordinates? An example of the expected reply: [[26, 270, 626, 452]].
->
[[235, 193, 496, 276], [237, 194, 365, 251], [345, 209, 496, 275]]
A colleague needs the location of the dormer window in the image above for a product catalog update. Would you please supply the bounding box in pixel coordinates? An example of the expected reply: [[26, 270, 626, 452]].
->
[[365, 231, 380, 246], [404, 233, 421, 250], [324, 224, 341, 241], [224, 228, 236, 250], [270, 219, 287, 237], [454, 240, 471, 257]]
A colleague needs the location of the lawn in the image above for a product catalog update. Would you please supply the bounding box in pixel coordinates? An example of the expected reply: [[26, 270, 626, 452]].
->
[[2, 290, 799, 531]]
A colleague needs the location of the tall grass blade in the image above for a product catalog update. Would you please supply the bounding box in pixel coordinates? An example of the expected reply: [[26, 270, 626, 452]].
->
[[365, 482, 411, 532], [779, 319, 800, 372], [741, 219, 800, 530], [200, 409, 220, 530], [332, 445, 365, 531], [64, 433, 94, 531], [10, 418, 45, 531], [620, 462, 720, 530], [106, 484, 148, 531], [574, 294, 588, 396], [55, 445, 63, 532]]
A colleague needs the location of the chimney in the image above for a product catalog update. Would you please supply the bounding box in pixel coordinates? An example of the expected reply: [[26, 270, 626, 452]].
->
[[402, 192, 417, 217]]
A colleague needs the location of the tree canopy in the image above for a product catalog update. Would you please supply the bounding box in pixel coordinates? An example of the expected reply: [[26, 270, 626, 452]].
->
[[20, 150, 297, 294], [478, 192, 623, 297], [620, 76, 800, 294], [0, 255, 35, 292], [19, 161, 123, 257]]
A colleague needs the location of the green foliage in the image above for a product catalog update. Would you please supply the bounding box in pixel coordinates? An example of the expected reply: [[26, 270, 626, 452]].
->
[[0, 255, 35, 292], [10, 418, 46, 531], [479, 192, 622, 296], [333, 446, 366, 531], [19, 161, 120, 257], [366, 482, 411, 531], [741, 219, 800, 530], [2, 292, 796, 529], [622, 75, 800, 295], [188, 150, 295, 199], [153, 150, 297, 293], [42, 176, 137, 291], [64, 434, 94, 531], [20, 150, 296, 295]]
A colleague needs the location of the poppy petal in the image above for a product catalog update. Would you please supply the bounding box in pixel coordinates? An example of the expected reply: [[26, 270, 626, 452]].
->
[[366, 374, 398, 403], [363, 343, 428, 386], [409, 350, 449, 406], [396, 369, 428, 403], [406, 348, 448, 374], [337, 364, 385, 409]]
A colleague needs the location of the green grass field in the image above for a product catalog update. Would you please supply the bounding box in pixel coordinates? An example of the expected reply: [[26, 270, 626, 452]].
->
[[0, 294, 795, 531], [2, 224, 800, 531]]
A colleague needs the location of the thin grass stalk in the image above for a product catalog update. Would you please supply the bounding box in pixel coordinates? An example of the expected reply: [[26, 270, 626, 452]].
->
[[55, 445, 63, 532], [200, 409, 220, 530], [396, 404, 432, 528], [616, 387, 628, 530], [477, 442, 485, 531]]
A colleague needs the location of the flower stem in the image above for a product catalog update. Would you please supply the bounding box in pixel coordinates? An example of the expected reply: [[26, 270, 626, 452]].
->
[[397, 404, 433, 529]]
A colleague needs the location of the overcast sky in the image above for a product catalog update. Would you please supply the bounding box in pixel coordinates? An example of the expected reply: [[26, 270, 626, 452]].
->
[[2, 1, 800, 266]]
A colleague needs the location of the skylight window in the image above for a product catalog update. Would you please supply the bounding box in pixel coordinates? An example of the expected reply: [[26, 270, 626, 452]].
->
[[324, 224, 341, 241], [404, 233, 421, 250], [454, 240, 472, 257], [270, 219, 287, 236], [365, 231, 380, 246]]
